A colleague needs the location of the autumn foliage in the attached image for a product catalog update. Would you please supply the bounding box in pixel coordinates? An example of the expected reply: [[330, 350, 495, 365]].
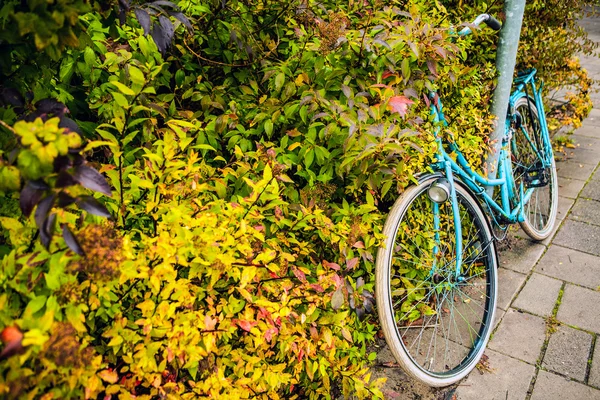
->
[[0, 0, 595, 398]]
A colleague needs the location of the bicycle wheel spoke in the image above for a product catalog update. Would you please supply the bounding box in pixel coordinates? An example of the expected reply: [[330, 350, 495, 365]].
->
[[512, 97, 558, 240], [379, 181, 496, 381]]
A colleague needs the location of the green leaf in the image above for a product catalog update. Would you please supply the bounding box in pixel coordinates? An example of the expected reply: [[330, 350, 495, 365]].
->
[[84, 47, 96, 67], [129, 65, 146, 88], [304, 149, 314, 168], [112, 92, 129, 108], [275, 72, 285, 91], [264, 119, 273, 137], [25, 295, 47, 316], [109, 81, 136, 96], [66, 304, 87, 332]]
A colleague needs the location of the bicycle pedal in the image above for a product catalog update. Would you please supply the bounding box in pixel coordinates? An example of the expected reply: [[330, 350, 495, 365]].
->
[[524, 165, 549, 188]]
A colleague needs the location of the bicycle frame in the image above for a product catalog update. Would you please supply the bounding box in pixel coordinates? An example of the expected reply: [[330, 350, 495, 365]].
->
[[428, 68, 550, 278]]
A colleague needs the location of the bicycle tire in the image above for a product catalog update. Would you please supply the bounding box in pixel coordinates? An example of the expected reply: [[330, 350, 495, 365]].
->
[[376, 175, 498, 387], [511, 96, 558, 241]]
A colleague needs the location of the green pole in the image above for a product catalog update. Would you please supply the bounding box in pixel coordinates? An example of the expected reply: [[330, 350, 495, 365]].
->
[[486, 0, 526, 187]]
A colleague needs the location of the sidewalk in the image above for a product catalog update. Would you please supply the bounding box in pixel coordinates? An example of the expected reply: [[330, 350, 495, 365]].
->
[[373, 13, 600, 400]]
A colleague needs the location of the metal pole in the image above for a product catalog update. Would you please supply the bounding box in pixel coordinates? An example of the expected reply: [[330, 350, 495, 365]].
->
[[486, 0, 526, 187]]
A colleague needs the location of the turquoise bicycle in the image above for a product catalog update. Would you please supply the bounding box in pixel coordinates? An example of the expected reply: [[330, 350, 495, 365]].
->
[[375, 13, 558, 387]]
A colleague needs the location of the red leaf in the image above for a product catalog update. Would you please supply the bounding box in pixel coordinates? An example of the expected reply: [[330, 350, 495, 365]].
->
[[292, 268, 307, 283], [388, 96, 414, 117], [382, 71, 396, 79], [264, 327, 278, 342], [310, 284, 325, 293], [235, 320, 257, 332], [323, 260, 341, 271], [353, 241, 365, 249], [346, 257, 359, 270]]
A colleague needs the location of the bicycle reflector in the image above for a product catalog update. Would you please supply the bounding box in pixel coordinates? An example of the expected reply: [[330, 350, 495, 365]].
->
[[428, 178, 450, 203]]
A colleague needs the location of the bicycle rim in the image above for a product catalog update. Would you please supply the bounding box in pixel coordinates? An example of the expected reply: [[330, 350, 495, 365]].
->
[[376, 176, 497, 387], [512, 96, 558, 240]]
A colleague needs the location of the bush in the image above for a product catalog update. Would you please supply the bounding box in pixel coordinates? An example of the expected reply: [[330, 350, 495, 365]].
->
[[0, 0, 595, 398]]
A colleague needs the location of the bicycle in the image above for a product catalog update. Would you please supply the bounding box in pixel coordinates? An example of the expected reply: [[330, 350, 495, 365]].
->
[[375, 13, 558, 387]]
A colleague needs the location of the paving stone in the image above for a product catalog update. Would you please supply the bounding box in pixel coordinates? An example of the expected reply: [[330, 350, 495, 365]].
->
[[535, 245, 600, 289], [581, 177, 600, 202], [496, 268, 527, 311], [498, 236, 545, 274], [570, 198, 600, 226], [583, 108, 600, 127], [570, 134, 600, 152], [489, 308, 546, 364], [574, 124, 600, 139], [590, 341, 600, 388], [556, 161, 596, 180], [558, 176, 587, 199], [513, 273, 562, 317], [555, 196, 575, 223], [557, 146, 600, 166], [514, 196, 574, 247], [553, 219, 600, 257], [530, 370, 600, 400], [557, 284, 600, 333], [571, 134, 600, 153], [494, 307, 505, 331], [456, 348, 535, 400], [542, 325, 593, 381]]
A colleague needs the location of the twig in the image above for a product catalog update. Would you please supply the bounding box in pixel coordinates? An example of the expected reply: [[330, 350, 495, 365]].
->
[[0, 119, 15, 133]]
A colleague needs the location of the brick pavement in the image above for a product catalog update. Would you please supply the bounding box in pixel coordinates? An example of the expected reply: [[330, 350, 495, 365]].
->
[[456, 12, 600, 400]]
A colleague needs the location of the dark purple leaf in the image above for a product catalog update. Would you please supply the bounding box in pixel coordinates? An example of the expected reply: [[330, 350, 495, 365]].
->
[[35, 195, 56, 230], [58, 117, 81, 134], [20, 182, 46, 217], [159, 15, 174, 43], [53, 156, 72, 173], [35, 99, 68, 116], [118, 8, 127, 25], [61, 224, 85, 256], [168, 11, 193, 31], [0, 88, 24, 108], [77, 196, 112, 218], [151, 23, 168, 54], [40, 212, 56, 249], [150, 0, 179, 10], [356, 306, 365, 320], [72, 154, 85, 166], [134, 8, 151, 35], [73, 165, 112, 197], [57, 192, 76, 208], [28, 179, 50, 190], [56, 171, 77, 188], [119, 0, 130, 10]]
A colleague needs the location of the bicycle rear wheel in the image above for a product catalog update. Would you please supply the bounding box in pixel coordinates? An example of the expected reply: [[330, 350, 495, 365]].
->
[[376, 175, 498, 387], [511, 96, 558, 240]]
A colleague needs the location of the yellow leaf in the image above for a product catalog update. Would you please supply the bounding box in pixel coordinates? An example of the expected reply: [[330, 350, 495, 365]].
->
[[288, 142, 302, 151]]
